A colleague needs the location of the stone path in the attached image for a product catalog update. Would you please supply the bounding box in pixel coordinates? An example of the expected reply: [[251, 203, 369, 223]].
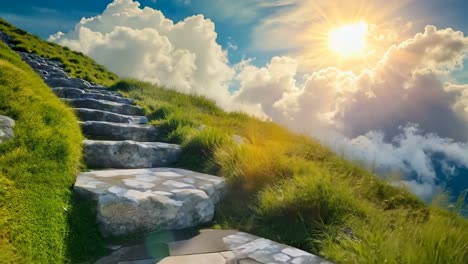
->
[[4, 36, 333, 263]]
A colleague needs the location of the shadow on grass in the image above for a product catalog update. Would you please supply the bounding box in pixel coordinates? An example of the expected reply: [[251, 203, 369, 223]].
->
[[65, 193, 107, 264]]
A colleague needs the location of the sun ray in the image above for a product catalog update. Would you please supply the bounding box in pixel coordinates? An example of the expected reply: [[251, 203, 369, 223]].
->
[[295, 0, 414, 73]]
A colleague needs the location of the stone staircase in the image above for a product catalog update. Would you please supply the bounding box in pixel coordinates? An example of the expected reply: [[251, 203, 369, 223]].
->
[[10, 46, 332, 263]]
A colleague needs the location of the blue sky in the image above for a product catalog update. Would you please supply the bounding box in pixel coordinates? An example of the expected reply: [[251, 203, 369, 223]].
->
[[2, 0, 468, 68]]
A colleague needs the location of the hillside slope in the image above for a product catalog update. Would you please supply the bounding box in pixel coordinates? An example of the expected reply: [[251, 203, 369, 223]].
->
[[1, 20, 467, 264], [0, 21, 117, 263], [111, 80, 468, 264]]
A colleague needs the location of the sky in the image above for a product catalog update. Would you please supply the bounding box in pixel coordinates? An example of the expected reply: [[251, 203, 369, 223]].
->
[[1, 0, 468, 207]]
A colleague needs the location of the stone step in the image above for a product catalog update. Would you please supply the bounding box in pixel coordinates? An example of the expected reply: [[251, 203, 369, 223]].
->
[[74, 168, 226, 236], [83, 140, 181, 169], [75, 108, 148, 124], [45, 77, 91, 89], [84, 86, 124, 97], [95, 229, 333, 264], [53, 87, 134, 104], [65, 98, 144, 116], [80, 121, 159, 141]]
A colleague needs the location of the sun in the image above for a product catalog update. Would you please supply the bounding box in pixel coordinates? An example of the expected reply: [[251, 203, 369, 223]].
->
[[328, 21, 369, 57]]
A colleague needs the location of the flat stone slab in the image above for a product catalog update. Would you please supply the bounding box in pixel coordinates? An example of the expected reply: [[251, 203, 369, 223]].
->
[[75, 108, 148, 124], [65, 98, 144, 116], [80, 121, 159, 141], [74, 168, 226, 236], [83, 140, 181, 169], [223, 232, 333, 264]]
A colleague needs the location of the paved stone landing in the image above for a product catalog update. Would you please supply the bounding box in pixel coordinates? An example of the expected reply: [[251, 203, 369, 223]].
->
[[224, 232, 333, 264], [95, 229, 333, 264], [75, 168, 226, 236]]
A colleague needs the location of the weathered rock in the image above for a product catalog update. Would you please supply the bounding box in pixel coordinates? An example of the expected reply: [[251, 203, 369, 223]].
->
[[83, 140, 181, 169], [45, 77, 91, 89], [74, 168, 226, 236], [0, 115, 15, 143], [64, 98, 144, 116], [80, 121, 159, 141], [75, 108, 148, 124]]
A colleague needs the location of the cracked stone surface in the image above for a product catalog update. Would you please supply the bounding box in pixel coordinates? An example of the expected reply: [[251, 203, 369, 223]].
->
[[75, 168, 226, 236]]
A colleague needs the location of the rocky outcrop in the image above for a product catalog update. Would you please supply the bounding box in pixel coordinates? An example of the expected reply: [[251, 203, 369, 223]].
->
[[0, 115, 14, 143], [74, 168, 225, 236]]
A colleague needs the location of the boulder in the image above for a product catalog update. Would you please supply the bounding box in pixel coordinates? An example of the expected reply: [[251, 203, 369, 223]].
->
[[74, 168, 226, 236], [64, 98, 144, 116], [0, 115, 15, 143], [83, 140, 181, 169], [80, 121, 159, 141], [75, 108, 148, 124]]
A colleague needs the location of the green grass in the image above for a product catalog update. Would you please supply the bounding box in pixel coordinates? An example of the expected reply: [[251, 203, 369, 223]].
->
[[0, 39, 105, 263], [0, 19, 118, 86], [111, 79, 468, 264]]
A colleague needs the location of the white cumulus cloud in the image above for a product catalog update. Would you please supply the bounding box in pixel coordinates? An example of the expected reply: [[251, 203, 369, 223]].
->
[[49, 0, 234, 104], [232, 26, 468, 199]]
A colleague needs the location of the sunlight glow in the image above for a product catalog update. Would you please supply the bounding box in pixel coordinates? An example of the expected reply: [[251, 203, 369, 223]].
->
[[328, 21, 369, 57]]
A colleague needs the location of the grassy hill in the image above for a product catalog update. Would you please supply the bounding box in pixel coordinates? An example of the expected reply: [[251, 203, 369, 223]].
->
[[0, 19, 467, 263], [0, 20, 114, 263]]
